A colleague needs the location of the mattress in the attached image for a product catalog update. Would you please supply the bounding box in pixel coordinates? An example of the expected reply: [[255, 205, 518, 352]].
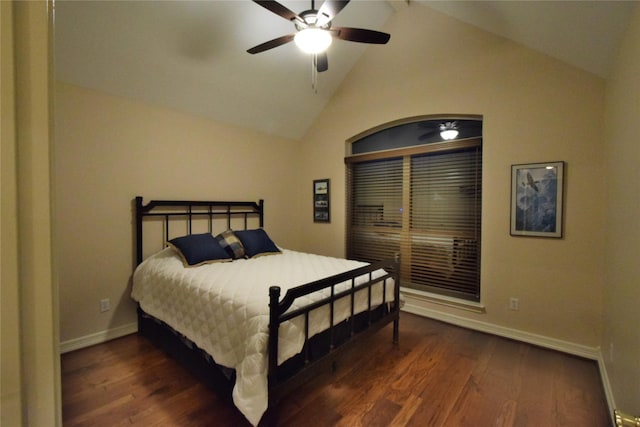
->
[[131, 247, 394, 426]]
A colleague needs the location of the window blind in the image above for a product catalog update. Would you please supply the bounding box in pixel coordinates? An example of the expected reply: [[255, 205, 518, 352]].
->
[[347, 158, 403, 264], [409, 148, 481, 300], [347, 140, 482, 302]]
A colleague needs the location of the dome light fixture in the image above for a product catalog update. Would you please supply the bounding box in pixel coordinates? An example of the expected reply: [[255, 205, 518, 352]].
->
[[440, 121, 459, 140], [294, 28, 332, 54]]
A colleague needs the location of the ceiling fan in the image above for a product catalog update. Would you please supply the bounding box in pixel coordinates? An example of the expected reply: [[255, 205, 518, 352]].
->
[[247, 0, 391, 73]]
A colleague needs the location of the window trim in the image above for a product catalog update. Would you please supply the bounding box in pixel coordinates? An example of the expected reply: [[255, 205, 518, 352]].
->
[[401, 286, 486, 314]]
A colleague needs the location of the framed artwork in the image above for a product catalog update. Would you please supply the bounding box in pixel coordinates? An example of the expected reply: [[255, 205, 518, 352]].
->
[[510, 161, 564, 238], [313, 179, 330, 223]]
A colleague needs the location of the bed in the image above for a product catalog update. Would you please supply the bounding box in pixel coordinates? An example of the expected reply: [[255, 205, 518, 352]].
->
[[131, 197, 400, 426]]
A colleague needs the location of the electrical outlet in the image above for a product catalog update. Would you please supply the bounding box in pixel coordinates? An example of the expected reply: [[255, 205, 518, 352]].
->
[[509, 297, 519, 311], [100, 298, 110, 313]]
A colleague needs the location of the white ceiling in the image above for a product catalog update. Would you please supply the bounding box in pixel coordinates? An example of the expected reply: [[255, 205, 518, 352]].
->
[[54, 0, 637, 140]]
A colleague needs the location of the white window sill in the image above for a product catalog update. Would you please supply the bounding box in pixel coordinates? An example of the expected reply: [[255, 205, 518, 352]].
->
[[400, 287, 486, 314]]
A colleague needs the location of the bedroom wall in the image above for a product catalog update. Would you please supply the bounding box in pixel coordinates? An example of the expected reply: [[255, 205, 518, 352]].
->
[[1, 3, 22, 423], [295, 3, 606, 350], [54, 82, 300, 344], [602, 5, 640, 415]]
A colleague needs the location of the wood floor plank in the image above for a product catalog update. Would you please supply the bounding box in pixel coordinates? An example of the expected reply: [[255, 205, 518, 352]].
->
[[442, 337, 526, 427], [554, 353, 609, 425], [388, 393, 423, 427], [61, 313, 610, 426], [406, 328, 477, 426], [511, 345, 559, 425]]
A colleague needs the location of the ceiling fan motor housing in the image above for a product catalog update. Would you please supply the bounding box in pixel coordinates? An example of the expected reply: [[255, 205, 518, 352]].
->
[[295, 10, 332, 30]]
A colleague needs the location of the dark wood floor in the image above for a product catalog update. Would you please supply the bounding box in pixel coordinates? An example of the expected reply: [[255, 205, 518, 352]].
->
[[61, 313, 611, 426]]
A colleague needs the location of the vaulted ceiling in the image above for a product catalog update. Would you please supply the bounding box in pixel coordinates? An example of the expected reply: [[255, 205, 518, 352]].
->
[[55, 0, 637, 140]]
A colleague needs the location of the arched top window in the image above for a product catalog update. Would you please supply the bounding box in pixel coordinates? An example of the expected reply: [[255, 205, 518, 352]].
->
[[347, 115, 482, 156], [346, 115, 483, 302]]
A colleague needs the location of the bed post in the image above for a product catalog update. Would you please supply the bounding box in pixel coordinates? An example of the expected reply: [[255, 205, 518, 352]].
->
[[268, 286, 281, 388], [135, 196, 144, 266], [393, 252, 401, 344], [259, 199, 264, 228]]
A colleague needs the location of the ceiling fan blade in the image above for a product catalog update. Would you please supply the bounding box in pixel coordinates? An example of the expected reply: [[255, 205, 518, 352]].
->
[[332, 26, 390, 44], [252, 0, 304, 24], [247, 34, 295, 54], [316, 52, 328, 72], [316, 0, 350, 27]]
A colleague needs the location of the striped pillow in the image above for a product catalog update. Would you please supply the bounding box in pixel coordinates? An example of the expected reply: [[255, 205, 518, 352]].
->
[[215, 230, 246, 259]]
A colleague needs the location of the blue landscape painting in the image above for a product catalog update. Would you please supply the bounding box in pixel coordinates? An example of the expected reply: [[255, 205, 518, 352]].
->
[[514, 167, 558, 232]]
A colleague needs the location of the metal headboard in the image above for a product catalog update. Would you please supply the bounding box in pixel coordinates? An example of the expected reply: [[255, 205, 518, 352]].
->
[[135, 196, 264, 266]]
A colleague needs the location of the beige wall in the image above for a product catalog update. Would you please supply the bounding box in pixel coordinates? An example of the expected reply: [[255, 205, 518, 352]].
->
[[296, 4, 606, 349], [1, 0, 60, 425], [603, 5, 640, 415], [54, 83, 300, 343], [1, 2, 22, 423]]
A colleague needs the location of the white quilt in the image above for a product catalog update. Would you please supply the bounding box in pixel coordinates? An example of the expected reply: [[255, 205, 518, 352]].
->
[[131, 248, 394, 426]]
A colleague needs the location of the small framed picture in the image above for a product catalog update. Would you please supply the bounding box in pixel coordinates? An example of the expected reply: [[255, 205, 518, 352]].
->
[[313, 179, 330, 223], [510, 161, 564, 238]]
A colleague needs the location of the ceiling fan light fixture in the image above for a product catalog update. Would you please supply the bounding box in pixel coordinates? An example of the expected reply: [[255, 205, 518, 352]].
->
[[294, 28, 332, 54], [440, 122, 459, 140]]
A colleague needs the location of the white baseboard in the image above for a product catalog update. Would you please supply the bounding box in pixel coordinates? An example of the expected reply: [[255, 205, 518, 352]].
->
[[597, 352, 617, 425], [59, 322, 138, 354]]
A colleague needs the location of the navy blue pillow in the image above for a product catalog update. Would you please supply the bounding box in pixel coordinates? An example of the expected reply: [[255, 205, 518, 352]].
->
[[168, 233, 231, 267], [234, 229, 281, 258]]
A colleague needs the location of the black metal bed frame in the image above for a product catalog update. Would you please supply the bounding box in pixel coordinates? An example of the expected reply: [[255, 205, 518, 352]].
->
[[134, 196, 400, 424]]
